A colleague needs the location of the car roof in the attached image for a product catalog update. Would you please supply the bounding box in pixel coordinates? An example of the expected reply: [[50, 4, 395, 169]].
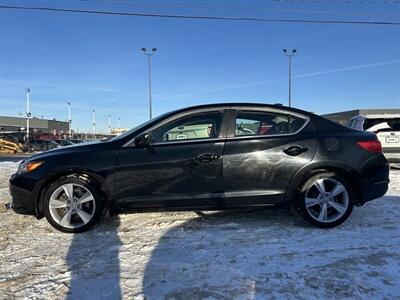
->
[[170, 102, 317, 119], [183, 102, 353, 133]]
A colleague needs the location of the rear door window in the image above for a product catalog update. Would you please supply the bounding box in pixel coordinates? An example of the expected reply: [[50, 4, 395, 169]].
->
[[235, 111, 307, 137]]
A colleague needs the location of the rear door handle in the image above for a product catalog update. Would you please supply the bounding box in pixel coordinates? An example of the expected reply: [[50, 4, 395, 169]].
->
[[283, 145, 309, 156], [193, 153, 220, 163]]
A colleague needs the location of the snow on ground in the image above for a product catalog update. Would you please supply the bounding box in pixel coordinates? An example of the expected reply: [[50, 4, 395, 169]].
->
[[0, 161, 399, 299]]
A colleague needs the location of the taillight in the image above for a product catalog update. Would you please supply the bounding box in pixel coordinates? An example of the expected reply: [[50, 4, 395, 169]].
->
[[357, 140, 382, 153]]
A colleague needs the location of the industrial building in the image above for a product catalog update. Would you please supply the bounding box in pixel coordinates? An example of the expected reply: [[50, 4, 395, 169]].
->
[[322, 109, 400, 126], [0, 115, 69, 135]]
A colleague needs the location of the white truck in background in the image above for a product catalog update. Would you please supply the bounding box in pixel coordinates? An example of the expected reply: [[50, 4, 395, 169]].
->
[[349, 114, 400, 165]]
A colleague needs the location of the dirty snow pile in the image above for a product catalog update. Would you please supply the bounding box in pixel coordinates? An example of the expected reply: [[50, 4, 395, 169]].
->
[[0, 161, 400, 299]]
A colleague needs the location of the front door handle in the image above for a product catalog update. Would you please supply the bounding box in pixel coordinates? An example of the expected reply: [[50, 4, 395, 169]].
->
[[283, 145, 309, 156], [193, 153, 220, 163]]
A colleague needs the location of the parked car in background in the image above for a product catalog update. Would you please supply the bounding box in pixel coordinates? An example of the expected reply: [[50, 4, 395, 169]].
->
[[23, 139, 61, 152], [10, 103, 389, 233], [54, 139, 74, 147], [349, 114, 400, 163], [67, 139, 85, 144]]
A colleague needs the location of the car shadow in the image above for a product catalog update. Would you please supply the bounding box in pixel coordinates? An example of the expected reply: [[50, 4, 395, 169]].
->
[[66, 216, 122, 300], [61, 197, 399, 299], [63, 207, 305, 299], [142, 208, 313, 299]]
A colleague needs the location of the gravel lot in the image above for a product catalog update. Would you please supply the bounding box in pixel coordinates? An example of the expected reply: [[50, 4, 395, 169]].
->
[[1, 161, 399, 299]]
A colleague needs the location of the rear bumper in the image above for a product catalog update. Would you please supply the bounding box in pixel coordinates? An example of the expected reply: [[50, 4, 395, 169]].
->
[[383, 147, 400, 163], [358, 160, 390, 205]]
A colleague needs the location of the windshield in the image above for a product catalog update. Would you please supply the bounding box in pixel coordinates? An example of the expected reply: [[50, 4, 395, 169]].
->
[[111, 111, 173, 141], [364, 118, 400, 132]]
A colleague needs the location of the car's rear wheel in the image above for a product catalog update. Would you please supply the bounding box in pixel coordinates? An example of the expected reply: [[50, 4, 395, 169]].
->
[[296, 172, 354, 228], [43, 176, 102, 233]]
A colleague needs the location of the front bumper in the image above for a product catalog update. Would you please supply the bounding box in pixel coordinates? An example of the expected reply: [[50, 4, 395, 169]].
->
[[9, 173, 36, 215]]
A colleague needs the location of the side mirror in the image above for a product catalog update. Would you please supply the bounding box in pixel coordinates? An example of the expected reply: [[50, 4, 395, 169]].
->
[[134, 133, 150, 148]]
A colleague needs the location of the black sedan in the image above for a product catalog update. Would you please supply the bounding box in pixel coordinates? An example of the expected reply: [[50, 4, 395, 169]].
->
[[67, 139, 85, 144], [9, 103, 389, 233]]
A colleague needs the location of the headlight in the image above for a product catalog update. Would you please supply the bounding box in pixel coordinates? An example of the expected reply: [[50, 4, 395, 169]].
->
[[18, 161, 44, 175]]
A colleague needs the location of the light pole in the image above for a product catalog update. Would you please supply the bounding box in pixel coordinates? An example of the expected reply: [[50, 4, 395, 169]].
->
[[118, 117, 121, 134], [92, 109, 96, 138], [66, 101, 71, 137], [25, 88, 31, 141], [282, 49, 297, 107], [141, 47, 157, 120], [108, 114, 111, 135]]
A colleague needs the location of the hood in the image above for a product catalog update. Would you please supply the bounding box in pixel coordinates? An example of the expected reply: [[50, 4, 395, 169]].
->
[[25, 140, 110, 162]]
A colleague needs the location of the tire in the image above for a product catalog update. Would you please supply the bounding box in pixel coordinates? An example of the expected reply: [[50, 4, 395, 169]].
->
[[295, 172, 354, 228], [43, 176, 103, 233]]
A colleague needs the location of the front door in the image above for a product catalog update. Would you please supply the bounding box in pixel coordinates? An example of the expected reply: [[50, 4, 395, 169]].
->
[[114, 110, 226, 210]]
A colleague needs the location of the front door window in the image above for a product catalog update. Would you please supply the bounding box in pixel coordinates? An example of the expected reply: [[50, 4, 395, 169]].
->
[[151, 112, 222, 143]]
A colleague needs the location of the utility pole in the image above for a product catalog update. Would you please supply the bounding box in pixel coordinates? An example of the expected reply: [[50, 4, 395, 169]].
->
[[282, 49, 297, 107], [108, 114, 111, 135], [92, 109, 96, 139], [67, 101, 71, 137], [141, 47, 157, 119], [25, 88, 31, 141]]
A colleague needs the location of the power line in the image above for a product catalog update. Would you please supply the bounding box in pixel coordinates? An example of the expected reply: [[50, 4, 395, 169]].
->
[[261, 0, 400, 4], [75, 0, 400, 17], [0, 5, 399, 25]]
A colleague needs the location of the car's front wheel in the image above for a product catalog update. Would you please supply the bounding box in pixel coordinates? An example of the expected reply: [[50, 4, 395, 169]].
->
[[43, 176, 103, 233], [296, 172, 354, 228]]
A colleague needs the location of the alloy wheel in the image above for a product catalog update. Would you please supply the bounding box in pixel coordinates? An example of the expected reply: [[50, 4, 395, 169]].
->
[[304, 178, 349, 223], [48, 183, 96, 229]]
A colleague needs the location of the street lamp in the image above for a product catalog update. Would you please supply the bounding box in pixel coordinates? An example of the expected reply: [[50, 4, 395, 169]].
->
[[282, 49, 297, 107], [141, 47, 157, 119], [25, 88, 31, 141], [108, 114, 111, 135], [66, 101, 71, 137], [92, 109, 96, 138], [118, 117, 121, 134]]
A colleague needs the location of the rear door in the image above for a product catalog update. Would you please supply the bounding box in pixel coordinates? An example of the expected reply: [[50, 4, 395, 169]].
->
[[222, 107, 317, 206]]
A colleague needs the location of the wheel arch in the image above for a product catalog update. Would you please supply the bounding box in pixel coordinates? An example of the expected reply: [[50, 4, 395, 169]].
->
[[285, 161, 364, 208], [34, 169, 112, 218]]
